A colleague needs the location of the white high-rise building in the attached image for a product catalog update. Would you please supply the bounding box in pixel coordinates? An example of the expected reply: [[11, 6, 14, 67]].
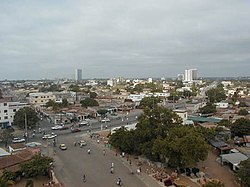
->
[[184, 68, 197, 82], [75, 69, 82, 81]]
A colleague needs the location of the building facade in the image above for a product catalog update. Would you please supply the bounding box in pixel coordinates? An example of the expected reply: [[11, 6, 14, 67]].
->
[[75, 69, 82, 81], [184, 68, 198, 82], [0, 99, 29, 128], [29, 92, 56, 106]]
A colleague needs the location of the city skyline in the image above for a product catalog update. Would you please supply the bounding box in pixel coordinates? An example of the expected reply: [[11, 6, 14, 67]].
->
[[1, 1, 250, 80]]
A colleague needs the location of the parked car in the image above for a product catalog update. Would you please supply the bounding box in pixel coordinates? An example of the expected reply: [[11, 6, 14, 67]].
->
[[52, 125, 64, 130], [59, 144, 67, 150], [79, 140, 87, 147], [71, 128, 81, 133], [42, 133, 57, 140], [101, 118, 110, 123], [78, 121, 89, 127], [12, 137, 25, 143]]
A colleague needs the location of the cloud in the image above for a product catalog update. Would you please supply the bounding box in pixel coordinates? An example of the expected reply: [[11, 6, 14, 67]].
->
[[0, 0, 250, 79]]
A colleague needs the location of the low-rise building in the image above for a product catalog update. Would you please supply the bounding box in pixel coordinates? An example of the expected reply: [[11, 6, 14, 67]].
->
[[29, 92, 56, 106]]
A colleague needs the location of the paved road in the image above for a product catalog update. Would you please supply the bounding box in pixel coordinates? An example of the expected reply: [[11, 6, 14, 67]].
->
[[47, 133, 154, 187]]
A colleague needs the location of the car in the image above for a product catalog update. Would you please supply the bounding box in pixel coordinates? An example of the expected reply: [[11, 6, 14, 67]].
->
[[78, 121, 89, 127], [71, 128, 81, 133], [51, 125, 64, 130], [42, 133, 57, 140], [12, 137, 25, 143], [101, 118, 111, 123], [79, 140, 87, 147], [59, 144, 67, 150]]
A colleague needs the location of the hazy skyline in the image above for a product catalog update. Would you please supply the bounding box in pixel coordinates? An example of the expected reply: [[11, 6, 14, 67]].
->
[[1, 0, 250, 80]]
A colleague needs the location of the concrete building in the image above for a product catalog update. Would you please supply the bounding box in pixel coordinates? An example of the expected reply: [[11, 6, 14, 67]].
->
[[0, 99, 29, 128], [184, 68, 198, 82], [173, 109, 188, 124], [75, 69, 82, 81], [29, 92, 56, 106]]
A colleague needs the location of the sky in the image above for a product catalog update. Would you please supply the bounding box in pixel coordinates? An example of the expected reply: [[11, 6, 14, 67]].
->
[[1, 0, 250, 80]]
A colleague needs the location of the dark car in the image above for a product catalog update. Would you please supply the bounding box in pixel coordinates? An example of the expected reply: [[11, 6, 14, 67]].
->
[[71, 128, 81, 133]]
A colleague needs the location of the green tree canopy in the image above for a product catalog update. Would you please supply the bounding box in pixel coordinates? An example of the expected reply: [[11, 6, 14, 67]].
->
[[237, 158, 250, 187], [0, 128, 14, 147], [231, 118, 250, 137], [80, 98, 99, 108], [109, 106, 182, 161], [162, 126, 208, 167], [109, 127, 136, 154], [199, 103, 216, 114], [0, 89, 3, 99], [20, 154, 53, 178], [69, 84, 80, 92], [89, 92, 97, 99], [218, 119, 231, 128], [13, 107, 39, 129], [97, 109, 108, 117], [206, 85, 226, 103], [61, 98, 69, 108], [139, 97, 161, 109], [238, 109, 249, 116], [0, 170, 15, 187]]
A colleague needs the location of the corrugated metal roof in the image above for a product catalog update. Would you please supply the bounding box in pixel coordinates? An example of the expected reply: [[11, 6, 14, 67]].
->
[[188, 115, 222, 123], [221, 153, 248, 165]]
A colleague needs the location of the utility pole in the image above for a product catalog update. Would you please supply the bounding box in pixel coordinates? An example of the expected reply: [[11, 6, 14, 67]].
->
[[25, 113, 28, 143]]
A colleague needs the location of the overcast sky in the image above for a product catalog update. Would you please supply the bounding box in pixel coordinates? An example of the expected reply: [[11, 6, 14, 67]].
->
[[1, 0, 250, 80]]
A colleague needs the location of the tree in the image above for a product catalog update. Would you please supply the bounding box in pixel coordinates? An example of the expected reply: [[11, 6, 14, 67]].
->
[[61, 98, 68, 108], [237, 158, 250, 187], [0, 170, 15, 187], [13, 107, 39, 129], [20, 154, 53, 178], [69, 84, 80, 92], [97, 109, 108, 117], [231, 118, 250, 137], [239, 102, 248, 108], [80, 98, 99, 108], [0, 89, 3, 99], [0, 128, 14, 147], [109, 127, 136, 154], [133, 106, 182, 160], [202, 180, 225, 187], [206, 86, 226, 103], [89, 92, 97, 99], [139, 97, 161, 109], [218, 119, 231, 127], [199, 103, 216, 114], [238, 109, 249, 116], [162, 126, 209, 167]]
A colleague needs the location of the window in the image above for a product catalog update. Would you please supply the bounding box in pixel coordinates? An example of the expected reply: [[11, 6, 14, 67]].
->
[[4, 116, 8, 119], [4, 103, 7, 106], [13, 109, 16, 112], [41, 100, 43, 102], [4, 110, 7, 113]]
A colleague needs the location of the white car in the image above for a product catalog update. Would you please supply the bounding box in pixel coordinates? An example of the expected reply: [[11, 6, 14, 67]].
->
[[12, 137, 25, 143], [101, 118, 111, 123], [42, 133, 57, 140], [51, 125, 64, 130]]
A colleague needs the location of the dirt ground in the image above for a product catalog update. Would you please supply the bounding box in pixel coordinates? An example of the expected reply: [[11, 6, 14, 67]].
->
[[198, 148, 240, 187]]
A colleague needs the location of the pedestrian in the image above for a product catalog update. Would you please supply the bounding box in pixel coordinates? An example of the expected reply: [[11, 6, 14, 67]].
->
[[129, 160, 132, 166], [103, 149, 106, 156], [83, 174, 86, 182]]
